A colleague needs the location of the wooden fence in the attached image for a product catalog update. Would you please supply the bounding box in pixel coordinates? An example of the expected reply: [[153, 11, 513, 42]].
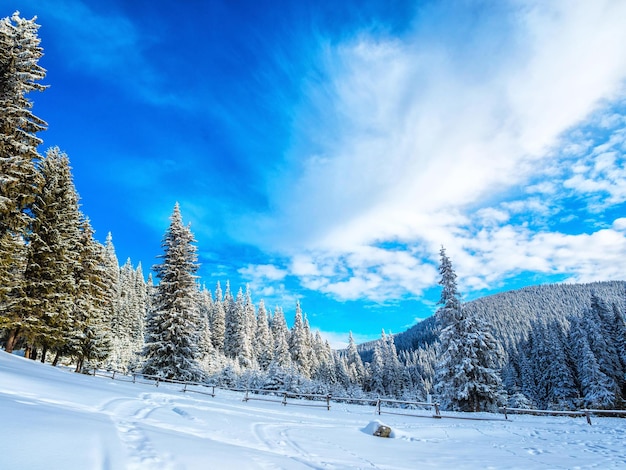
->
[[500, 406, 626, 425], [89, 368, 625, 425]]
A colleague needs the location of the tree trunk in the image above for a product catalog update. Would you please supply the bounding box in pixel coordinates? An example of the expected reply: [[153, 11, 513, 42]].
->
[[40, 347, 47, 363], [5, 328, 20, 353], [52, 351, 61, 366]]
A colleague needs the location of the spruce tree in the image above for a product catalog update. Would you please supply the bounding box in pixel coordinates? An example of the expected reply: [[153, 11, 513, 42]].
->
[[271, 307, 291, 367], [210, 281, 226, 352], [289, 301, 312, 377], [0, 12, 47, 353], [224, 287, 253, 367], [434, 246, 504, 412], [254, 300, 274, 370], [142, 203, 203, 381], [345, 332, 365, 385], [71, 218, 111, 372], [20, 148, 82, 361]]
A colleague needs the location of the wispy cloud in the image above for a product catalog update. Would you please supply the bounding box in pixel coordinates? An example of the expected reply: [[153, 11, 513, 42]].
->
[[238, 0, 626, 302]]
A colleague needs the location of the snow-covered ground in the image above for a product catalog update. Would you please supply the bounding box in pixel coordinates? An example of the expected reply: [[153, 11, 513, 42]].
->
[[1, 353, 625, 469]]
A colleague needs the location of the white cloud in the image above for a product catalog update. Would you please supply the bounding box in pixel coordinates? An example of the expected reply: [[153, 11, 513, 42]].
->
[[235, 1, 626, 303], [239, 264, 288, 282]]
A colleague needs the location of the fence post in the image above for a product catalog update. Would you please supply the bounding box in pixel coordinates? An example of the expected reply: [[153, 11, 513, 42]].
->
[[155, 377, 159, 388], [326, 394, 331, 411], [433, 402, 441, 418], [132, 374, 136, 384], [503, 406, 508, 420], [376, 398, 381, 415], [182, 382, 188, 393], [282, 392, 288, 406], [112, 370, 116, 380], [243, 390, 249, 402], [584, 410, 592, 426]]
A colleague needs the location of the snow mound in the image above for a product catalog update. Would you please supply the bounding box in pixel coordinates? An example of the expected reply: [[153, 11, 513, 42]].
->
[[362, 420, 396, 438]]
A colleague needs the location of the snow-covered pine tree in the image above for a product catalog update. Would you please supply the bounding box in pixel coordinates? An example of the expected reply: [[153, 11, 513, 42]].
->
[[271, 306, 291, 367], [0, 12, 47, 353], [254, 300, 273, 371], [71, 218, 111, 372], [142, 203, 203, 381], [196, 285, 213, 361], [382, 331, 404, 397], [345, 332, 365, 385], [289, 301, 312, 377], [533, 322, 578, 409], [108, 259, 134, 371], [367, 342, 385, 396], [20, 148, 82, 362], [311, 331, 335, 385], [224, 287, 253, 368], [434, 246, 504, 412], [210, 281, 225, 352], [103, 233, 121, 339]]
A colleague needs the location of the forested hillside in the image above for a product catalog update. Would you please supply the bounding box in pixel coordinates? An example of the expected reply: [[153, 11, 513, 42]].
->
[[392, 281, 626, 352], [359, 281, 626, 410]]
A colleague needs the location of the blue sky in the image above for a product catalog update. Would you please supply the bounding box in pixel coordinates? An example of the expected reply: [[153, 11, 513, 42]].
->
[[8, 0, 626, 347]]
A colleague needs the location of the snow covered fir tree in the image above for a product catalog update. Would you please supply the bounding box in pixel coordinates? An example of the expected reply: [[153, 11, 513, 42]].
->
[[142, 204, 204, 381], [433, 247, 505, 412], [1, 11, 626, 412]]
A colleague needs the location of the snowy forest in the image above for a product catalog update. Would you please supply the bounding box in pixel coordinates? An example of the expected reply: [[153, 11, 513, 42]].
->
[[1, 12, 625, 413]]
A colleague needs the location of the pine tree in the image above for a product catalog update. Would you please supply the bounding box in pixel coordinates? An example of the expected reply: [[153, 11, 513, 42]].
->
[[367, 342, 386, 396], [271, 306, 291, 367], [210, 281, 226, 352], [224, 287, 253, 368], [289, 301, 312, 377], [142, 204, 203, 381], [254, 300, 273, 370], [71, 218, 111, 372], [345, 332, 365, 385], [434, 246, 504, 412], [20, 148, 82, 361], [0, 12, 47, 353]]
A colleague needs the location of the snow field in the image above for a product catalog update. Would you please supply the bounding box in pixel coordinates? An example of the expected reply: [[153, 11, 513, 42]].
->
[[1, 352, 625, 469]]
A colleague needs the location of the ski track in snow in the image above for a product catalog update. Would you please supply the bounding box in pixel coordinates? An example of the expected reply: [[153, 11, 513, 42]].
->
[[251, 421, 381, 469], [101, 394, 179, 470]]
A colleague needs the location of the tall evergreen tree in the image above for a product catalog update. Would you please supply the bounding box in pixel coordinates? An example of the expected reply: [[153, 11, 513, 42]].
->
[[224, 287, 253, 367], [271, 306, 291, 367], [289, 301, 312, 377], [434, 246, 504, 411], [20, 148, 82, 361], [0, 12, 47, 353], [71, 218, 111, 372], [210, 282, 226, 352], [142, 204, 202, 381], [345, 332, 365, 385], [254, 300, 273, 371]]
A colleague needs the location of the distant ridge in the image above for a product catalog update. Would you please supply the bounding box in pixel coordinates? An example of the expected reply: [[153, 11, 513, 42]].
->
[[358, 280, 626, 357]]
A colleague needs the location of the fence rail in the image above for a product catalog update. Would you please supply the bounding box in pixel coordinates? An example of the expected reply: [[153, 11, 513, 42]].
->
[[243, 389, 332, 410], [88, 368, 624, 425], [500, 406, 626, 425], [375, 397, 441, 418]]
